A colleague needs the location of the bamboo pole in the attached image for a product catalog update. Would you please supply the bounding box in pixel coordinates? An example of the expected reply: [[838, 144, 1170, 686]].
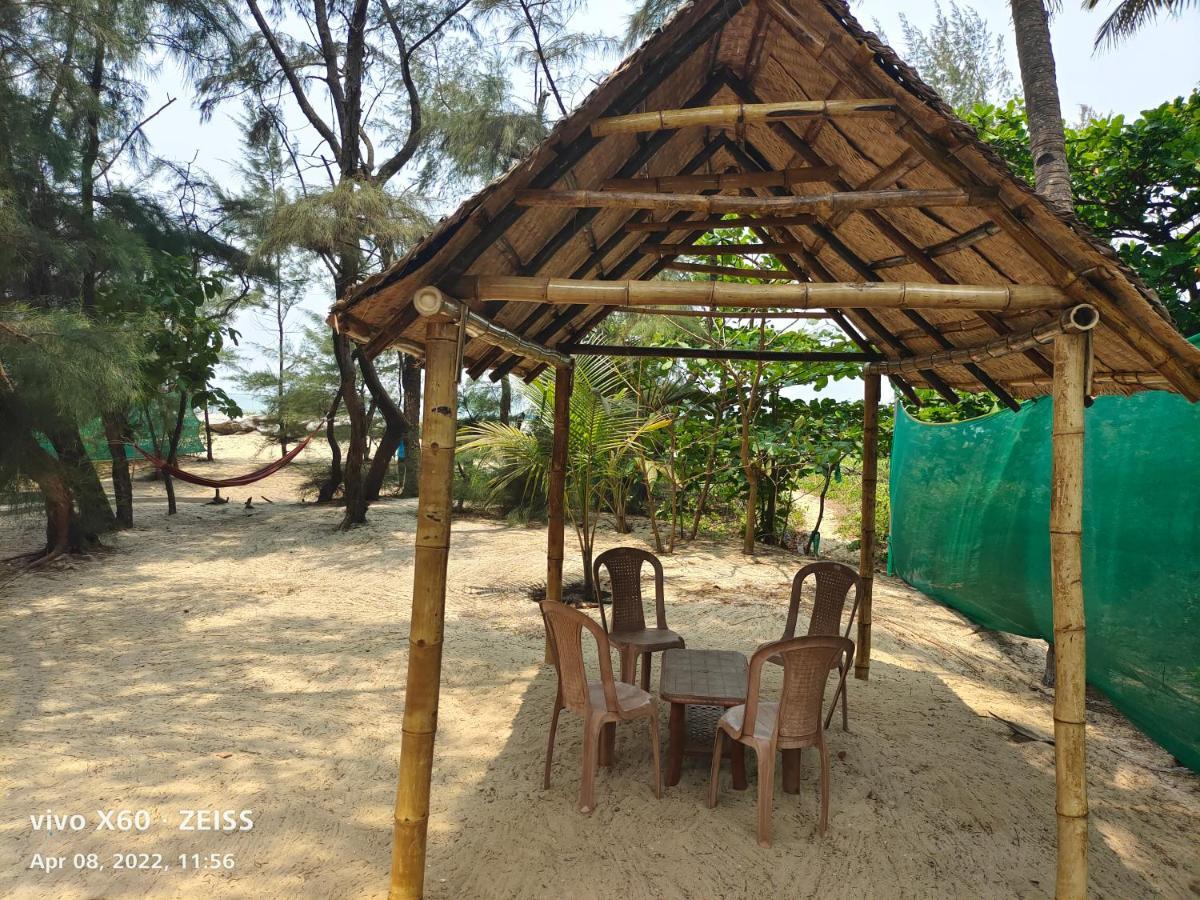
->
[[516, 187, 979, 215], [624, 214, 818, 232], [871, 223, 1002, 270], [389, 318, 460, 900], [855, 372, 880, 681], [616, 307, 830, 319], [605, 166, 837, 191], [544, 364, 572, 662], [563, 344, 875, 363], [1051, 330, 1090, 900], [664, 261, 793, 280], [412, 286, 572, 370], [866, 304, 1098, 377], [1007, 371, 1170, 392], [644, 241, 812, 255], [591, 99, 899, 135], [451, 275, 1067, 311]]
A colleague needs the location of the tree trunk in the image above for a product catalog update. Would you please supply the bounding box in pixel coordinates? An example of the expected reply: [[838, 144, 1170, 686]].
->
[[499, 375, 512, 425], [638, 457, 664, 553], [163, 392, 189, 516], [743, 466, 759, 555], [805, 467, 833, 555], [762, 466, 778, 546], [277, 287, 288, 456], [317, 391, 343, 503], [1010, 0, 1073, 214], [360, 351, 408, 502], [203, 395, 214, 461], [102, 410, 134, 528], [46, 422, 114, 537], [401, 352, 422, 498], [334, 332, 368, 529]]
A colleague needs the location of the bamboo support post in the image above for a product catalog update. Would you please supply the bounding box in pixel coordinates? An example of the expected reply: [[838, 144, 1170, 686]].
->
[[451, 275, 1067, 311], [544, 364, 572, 662], [604, 166, 837, 191], [590, 99, 899, 135], [1051, 330, 1090, 900], [867, 304, 1098, 377], [855, 372, 880, 681], [389, 319, 460, 900], [412, 286, 572, 370], [624, 214, 818, 232], [516, 187, 980, 216]]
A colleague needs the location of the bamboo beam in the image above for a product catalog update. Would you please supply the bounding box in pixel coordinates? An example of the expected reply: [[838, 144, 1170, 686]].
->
[[591, 99, 899, 136], [452, 275, 1067, 311], [390, 318, 459, 900], [871, 223, 1002, 270], [1051, 330, 1090, 899], [516, 187, 980, 215], [1007, 371, 1170, 392], [665, 261, 792, 280], [867, 305, 1099, 377], [412, 286, 573, 370], [563, 344, 876, 363], [644, 241, 810, 256], [855, 372, 880, 681], [625, 214, 818, 232], [544, 364, 572, 662], [605, 166, 836, 191], [617, 307, 830, 319]]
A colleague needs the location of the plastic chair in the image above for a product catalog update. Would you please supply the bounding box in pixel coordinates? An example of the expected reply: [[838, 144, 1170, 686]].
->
[[759, 561, 861, 731], [593, 547, 686, 690], [707, 635, 853, 847], [540, 600, 662, 813]]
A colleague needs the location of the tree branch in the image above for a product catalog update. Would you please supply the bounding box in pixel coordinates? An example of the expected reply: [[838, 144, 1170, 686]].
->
[[246, 0, 342, 157]]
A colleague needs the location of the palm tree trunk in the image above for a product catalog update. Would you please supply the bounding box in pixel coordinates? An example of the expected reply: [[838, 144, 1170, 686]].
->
[[1010, 0, 1074, 213]]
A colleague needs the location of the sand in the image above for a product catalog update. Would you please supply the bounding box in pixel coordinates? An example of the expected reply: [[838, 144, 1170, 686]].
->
[[1, 433, 1197, 899]]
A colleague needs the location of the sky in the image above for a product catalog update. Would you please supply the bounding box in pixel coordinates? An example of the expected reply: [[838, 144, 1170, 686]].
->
[[135, 0, 1200, 408]]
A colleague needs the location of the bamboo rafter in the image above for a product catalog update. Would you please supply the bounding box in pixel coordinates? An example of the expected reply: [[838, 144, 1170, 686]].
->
[[591, 99, 899, 135], [450, 276, 1068, 311], [624, 214, 818, 232], [665, 262, 793, 280], [605, 167, 836, 192], [643, 241, 810, 256], [516, 187, 982, 215], [867, 304, 1099, 377], [871, 223, 1003, 270]]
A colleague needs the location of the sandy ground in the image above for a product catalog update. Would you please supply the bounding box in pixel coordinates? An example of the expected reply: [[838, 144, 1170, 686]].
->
[[1, 434, 1197, 899]]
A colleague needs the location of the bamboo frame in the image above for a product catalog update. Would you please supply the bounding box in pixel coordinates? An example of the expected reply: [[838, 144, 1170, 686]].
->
[[604, 166, 836, 191], [665, 261, 793, 280], [624, 214, 818, 232], [590, 99, 898, 135], [1051, 331, 1090, 900], [617, 307, 830, 319], [866, 305, 1098, 377], [413, 286, 572, 370], [545, 364, 572, 661], [855, 372, 880, 681], [643, 241, 811, 255], [871, 223, 1002, 270], [563, 344, 876, 363], [516, 187, 979, 216], [390, 318, 460, 900], [451, 275, 1067, 311]]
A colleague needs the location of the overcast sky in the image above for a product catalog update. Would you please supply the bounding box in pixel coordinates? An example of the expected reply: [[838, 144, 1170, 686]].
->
[[136, 1, 1200, 407]]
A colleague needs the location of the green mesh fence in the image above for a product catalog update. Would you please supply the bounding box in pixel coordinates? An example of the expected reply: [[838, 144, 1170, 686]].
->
[[890, 339, 1200, 772], [41, 402, 205, 461]]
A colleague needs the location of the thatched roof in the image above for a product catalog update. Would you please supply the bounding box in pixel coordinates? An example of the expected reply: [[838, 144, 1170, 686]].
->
[[331, 0, 1200, 401]]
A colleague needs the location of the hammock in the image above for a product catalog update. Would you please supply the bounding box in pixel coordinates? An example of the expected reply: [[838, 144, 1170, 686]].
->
[[133, 432, 318, 489]]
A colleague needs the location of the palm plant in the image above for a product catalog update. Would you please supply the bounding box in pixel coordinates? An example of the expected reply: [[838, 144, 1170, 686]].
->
[[1084, 0, 1198, 47], [458, 356, 669, 600]]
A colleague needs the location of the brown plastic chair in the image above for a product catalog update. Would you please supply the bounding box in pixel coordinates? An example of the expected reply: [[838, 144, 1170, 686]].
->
[[540, 600, 662, 813], [759, 561, 861, 731], [593, 547, 685, 690], [707, 635, 853, 847]]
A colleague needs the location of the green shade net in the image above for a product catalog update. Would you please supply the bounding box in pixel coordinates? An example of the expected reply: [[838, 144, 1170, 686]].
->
[[40, 400, 205, 461], [889, 339, 1200, 772]]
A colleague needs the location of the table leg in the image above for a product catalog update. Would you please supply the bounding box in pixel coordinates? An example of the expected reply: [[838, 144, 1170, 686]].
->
[[667, 702, 685, 787], [731, 741, 748, 791], [782, 748, 801, 794]]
